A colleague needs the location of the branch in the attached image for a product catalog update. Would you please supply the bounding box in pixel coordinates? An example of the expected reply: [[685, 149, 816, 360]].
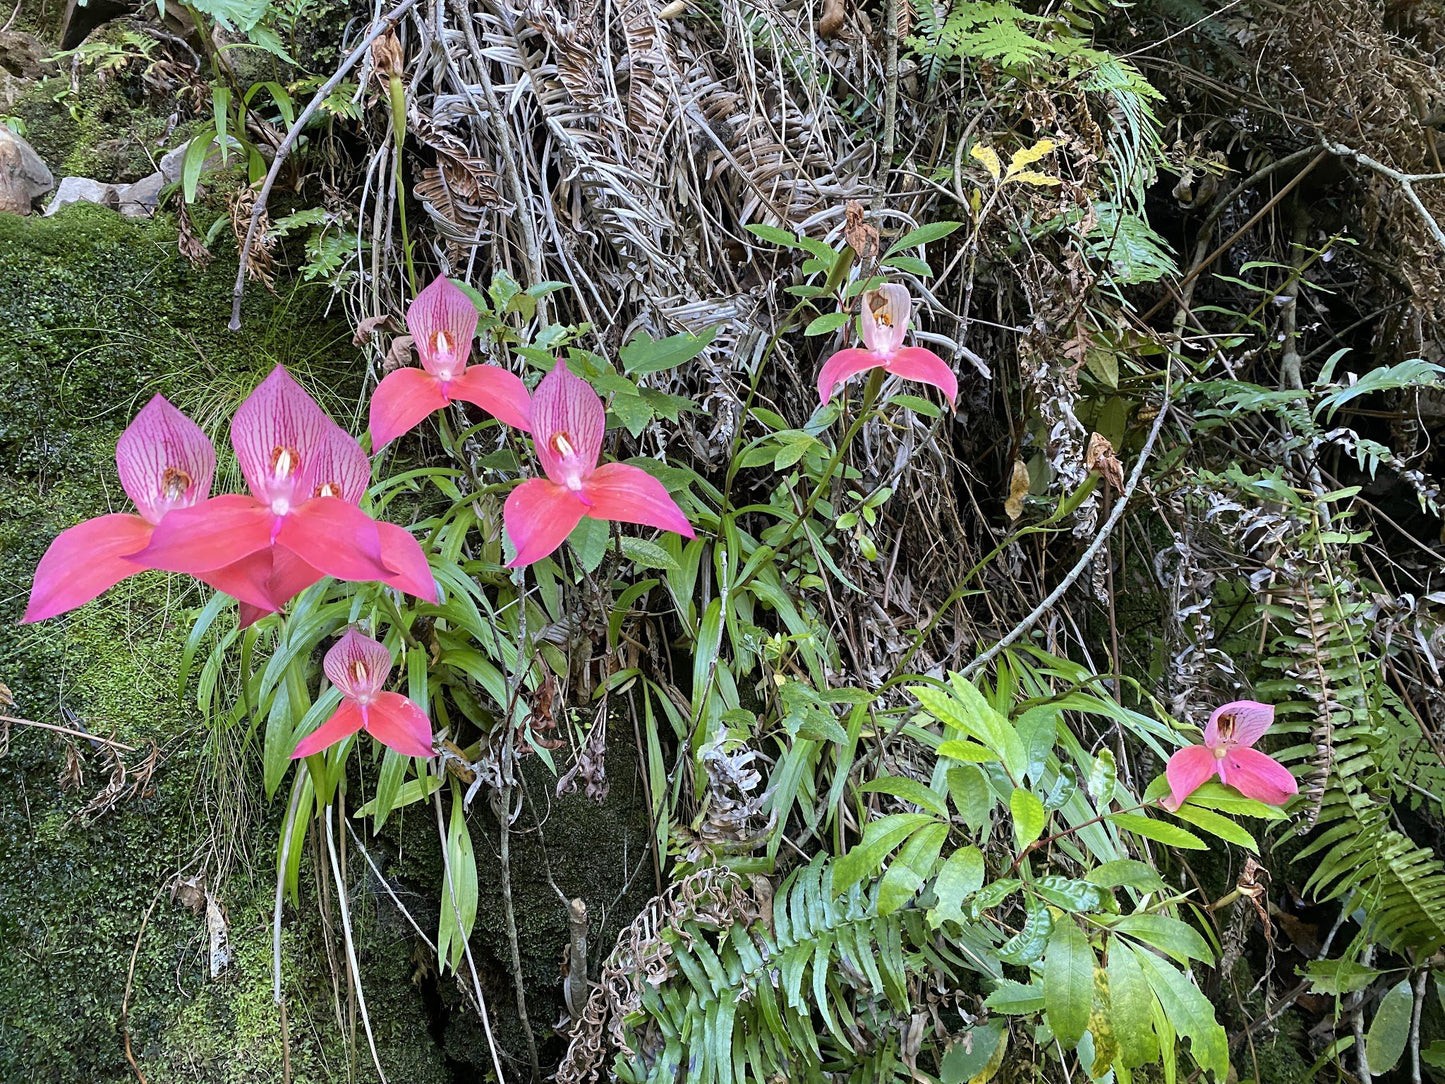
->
[[228, 0, 422, 330], [1323, 140, 1445, 256], [960, 357, 1174, 680]]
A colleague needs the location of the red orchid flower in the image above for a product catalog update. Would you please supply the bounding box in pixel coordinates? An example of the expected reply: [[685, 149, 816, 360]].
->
[[1162, 700, 1298, 811], [816, 284, 958, 407], [503, 360, 695, 566], [368, 275, 533, 449], [135, 366, 403, 591], [214, 422, 439, 627], [291, 628, 433, 758], [24, 395, 215, 623]]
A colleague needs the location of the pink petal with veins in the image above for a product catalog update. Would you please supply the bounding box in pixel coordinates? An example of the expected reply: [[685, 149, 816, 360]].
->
[[275, 496, 389, 582], [816, 347, 884, 404], [116, 395, 216, 525], [446, 364, 533, 432], [406, 276, 478, 380], [1162, 744, 1218, 811], [1219, 747, 1298, 806], [309, 423, 373, 504], [887, 346, 958, 406], [504, 478, 587, 567], [1204, 700, 1274, 749], [230, 366, 334, 505], [22, 514, 155, 623], [859, 284, 910, 356], [362, 692, 434, 757], [324, 628, 393, 699], [369, 368, 448, 451], [136, 494, 275, 573], [292, 700, 365, 758], [531, 360, 604, 487], [197, 550, 289, 611], [583, 462, 694, 537]]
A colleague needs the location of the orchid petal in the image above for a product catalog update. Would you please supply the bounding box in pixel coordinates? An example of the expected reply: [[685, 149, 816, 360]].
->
[[115, 395, 216, 525], [1219, 747, 1298, 806], [323, 629, 394, 700], [378, 522, 439, 603], [1162, 744, 1218, 811], [197, 551, 289, 611], [886, 346, 958, 406], [362, 693, 434, 758], [531, 360, 604, 487], [582, 462, 695, 537], [135, 494, 275, 573], [816, 347, 884, 404], [503, 478, 586, 567], [22, 514, 155, 623], [309, 423, 374, 504], [275, 497, 389, 582], [292, 701, 365, 759], [230, 366, 334, 505], [368, 368, 449, 451], [406, 276, 478, 380], [859, 284, 910, 356], [446, 364, 533, 432], [1204, 700, 1274, 749], [238, 603, 270, 629]]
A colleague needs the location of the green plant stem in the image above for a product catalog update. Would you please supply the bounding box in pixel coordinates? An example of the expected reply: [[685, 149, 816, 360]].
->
[[388, 74, 417, 296]]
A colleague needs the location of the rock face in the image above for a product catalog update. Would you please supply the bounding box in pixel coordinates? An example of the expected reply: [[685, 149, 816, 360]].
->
[[0, 126, 53, 214], [116, 171, 164, 216], [43, 175, 118, 215]]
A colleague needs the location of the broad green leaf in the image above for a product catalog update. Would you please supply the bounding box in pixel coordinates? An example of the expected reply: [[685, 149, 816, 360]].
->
[[1169, 802, 1258, 851], [568, 516, 609, 573], [940, 1020, 1006, 1084], [1303, 959, 1386, 996], [1016, 707, 1057, 782], [834, 812, 936, 894], [1086, 859, 1166, 892], [1088, 749, 1117, 806], [619, 536, 682, 572], [1108, 943, 1159, 1068], [929, 846, 985, 928], [884, 219, 963, 256], [938, 738, 998, 764], [1365, 979, 1414, 1075], [438, 784, 479, 973], [948, 765, 994, 830], [985, 979, 1044, 1014], [743, 223, 799, 248], [804, 311, 851, 336], [1112, 914, 1213, 965], [879, 821, 948, 915], [1133, 949, 1228, 1078], [860, 775, 950, 818], [1010, 788, 1046, 850], [619, 325, 717, 375], [1033, 875, 1107, 912], [1041, 765, 1078, 812], [999, 894, 1053, 965], [1111, 812, 1208, 850], [1043, 920, 1094, 1045]]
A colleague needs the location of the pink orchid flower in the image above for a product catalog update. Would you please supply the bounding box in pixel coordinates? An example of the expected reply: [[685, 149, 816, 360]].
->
[[503, 360, 695, 566], [1163, 700, 1298, 811], [24, 395, 215, 623], [135, 366, 403, 591], [368, 275, 533, 449], [214, 422, 439, 627], [291, 628, 433, 758], [816, 284, 958, 406]]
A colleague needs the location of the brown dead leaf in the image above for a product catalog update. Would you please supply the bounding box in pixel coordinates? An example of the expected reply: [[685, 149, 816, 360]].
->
[[353, 314, 394, 347], [1005, 459, 1031, 521], [1085, 432, 1124, 493], [819, 0, 847, 38], [384, 335, 415, 373], [844, 200, 878, 260]]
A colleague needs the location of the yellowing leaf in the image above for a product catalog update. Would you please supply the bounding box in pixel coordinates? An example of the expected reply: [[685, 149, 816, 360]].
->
[[1006, 170, 1059, 187], [1007, 138, 1056, 173], [971, 143, 1002, 182]]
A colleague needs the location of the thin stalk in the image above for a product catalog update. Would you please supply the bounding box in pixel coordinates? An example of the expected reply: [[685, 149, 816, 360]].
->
[[322, 806, 388, 1084], [387, 74, 417, 296]]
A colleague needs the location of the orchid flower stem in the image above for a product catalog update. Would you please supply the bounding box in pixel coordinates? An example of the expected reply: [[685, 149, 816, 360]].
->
[[388, 74, 417, 297], [744, 367, 882, 586]]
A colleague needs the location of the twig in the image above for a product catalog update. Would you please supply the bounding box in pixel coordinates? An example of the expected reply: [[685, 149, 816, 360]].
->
[[1410, 969, 1428, 1084], [1322, 141, 1445, 255], [229, 0, 423, 330], [121, 883, 168, 1084], [960, 356, 1174, 680], [0, 714, 137, 752]]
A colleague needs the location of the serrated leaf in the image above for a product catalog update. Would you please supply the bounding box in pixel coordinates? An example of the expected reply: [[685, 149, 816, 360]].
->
[[619, 536, 681, 571], [985, 979, 1044, 1014], [948, 764, 994, 830], [1044, 920, 1094, 1045], [929, 846, 986, 928], [1108, 943, 1159, 1068], [1303, 959, 1385, 996], [1169, 802, 1258, 851], [1111, 812, 1207, 850], [1112, 914, 1213, 965], [1007, 138, 1055, 173]]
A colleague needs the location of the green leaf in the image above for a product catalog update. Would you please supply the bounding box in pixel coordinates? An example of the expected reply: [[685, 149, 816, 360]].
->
[[938, 739, 999, 763], [1366, 979, 1414, 1075], [999, 894, 1054, 965], [1133, 949, 1228, 1078], [568, 516, 609, 572], [1169, 802, 1258, 851], [941, 1020, 1006, 1084], [947, 765, 993, 830], [1010, 788, 1046, 850], [929, 846, 985, 928], [744, 223, 800, 248], [985, 979, 1045, 1014], [804, 311, 852, 337], [1112, 914, 1213, 965], [620, 326, 717, 375], [1303, 959, 1386, 996], [1110, 812, 1208, 850], [860, 776, 950, 818], [1033, 875, 1107, 912], [834, 813, 937, 894], [1016, 708, 1057, 782], [1086, 859, 1166, 892], [1043, 920, 1094, 1045], [1089, 749, 1117, 806], [437, 784, 479, 973], [885, 219, 964, 256], [1108, 943, 1159, 1068], [620, 536, 681, 571], [879, 821, 948, 915]]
